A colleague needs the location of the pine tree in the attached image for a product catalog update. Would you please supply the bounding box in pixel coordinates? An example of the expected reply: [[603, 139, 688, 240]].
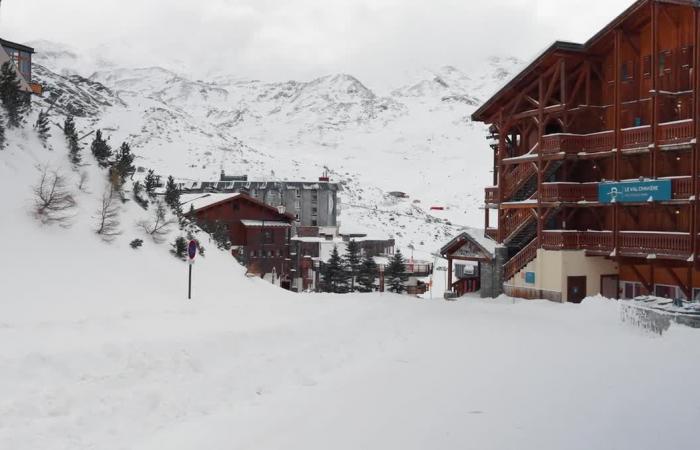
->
[[164, 175, 181, 213], [144, 169, 158, 198], [63, 115, 76, 138], [90, 130, 112, 166], [0, 108, 5, 150], [113, 142, 135, 182], [34, 110, 51, 148], [321, 246, 349, 293], [67, 132, 82, 166], [171, 236, 188, 260], [357, 255, 379, 293], [344, 239, 362, 292], [0, 62, 30, 128], [385, 250, 408, 294]]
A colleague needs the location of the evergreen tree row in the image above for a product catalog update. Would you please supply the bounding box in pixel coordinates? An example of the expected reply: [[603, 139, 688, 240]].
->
[[319, 243, 408, 294]]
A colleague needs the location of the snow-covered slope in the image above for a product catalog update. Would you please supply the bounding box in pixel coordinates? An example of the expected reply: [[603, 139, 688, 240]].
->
[[2, 78, 700, 450], [29, 41, 523, 257]]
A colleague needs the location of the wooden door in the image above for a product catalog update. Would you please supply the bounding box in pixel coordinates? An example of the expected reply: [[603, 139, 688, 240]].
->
[[567, 276, 587, 304], [601, 275, 619, 300]]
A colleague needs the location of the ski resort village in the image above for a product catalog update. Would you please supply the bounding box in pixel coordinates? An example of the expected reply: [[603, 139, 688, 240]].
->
[[2, 0, 700, 449]]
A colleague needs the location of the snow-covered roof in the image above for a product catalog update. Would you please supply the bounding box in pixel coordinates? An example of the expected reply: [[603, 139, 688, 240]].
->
[[181, 193, 240, 211], [440, 228, 498, 259], [240, 220, 291, 228]]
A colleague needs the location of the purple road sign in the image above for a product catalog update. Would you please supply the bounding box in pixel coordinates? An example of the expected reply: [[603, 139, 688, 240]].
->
[[188, 240, 198, 261]]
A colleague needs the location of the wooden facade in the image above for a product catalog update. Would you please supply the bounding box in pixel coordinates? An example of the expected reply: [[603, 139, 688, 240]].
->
[[472, 0, 700, 301], [189, 193, 295, 287]]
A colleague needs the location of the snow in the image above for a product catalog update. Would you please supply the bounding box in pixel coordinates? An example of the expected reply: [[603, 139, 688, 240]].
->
[[2, 48, 700, 450], [181, 193, 239, 211], [240, 220, 291, 227]]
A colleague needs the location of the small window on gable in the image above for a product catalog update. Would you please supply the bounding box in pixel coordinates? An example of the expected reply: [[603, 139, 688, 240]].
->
[[642, 55, 652, 78], [232, 203, 240, 211], [680, 46, 693, 69], [621, 61, 633, 82], [658, 50, 672, 76]]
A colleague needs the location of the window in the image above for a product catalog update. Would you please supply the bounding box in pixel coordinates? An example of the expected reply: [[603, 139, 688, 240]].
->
[[642, 55, 652, 78], [622, 282, 642, 299], [654, 284, 685, 300], [621, 60, 634, 82], [232, 203, 240, 211], [311, 219, 318, 226], [692, 289, 700, 303], [263, 231, 273, 243], [311, 207, 318, 215], [658, 50, 672, 76]]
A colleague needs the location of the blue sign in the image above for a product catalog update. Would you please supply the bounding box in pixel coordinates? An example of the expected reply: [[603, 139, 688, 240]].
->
[[525, 272, 536, 284], [598, 180, 672, 204], [188, 240, 198, 260]]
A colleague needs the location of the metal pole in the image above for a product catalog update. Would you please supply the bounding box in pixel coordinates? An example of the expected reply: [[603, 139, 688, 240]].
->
[[188, 264, 192, 299]]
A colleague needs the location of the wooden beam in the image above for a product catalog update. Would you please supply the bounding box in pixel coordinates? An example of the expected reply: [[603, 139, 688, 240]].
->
[[630, 264, 653, 292], [664, 266, 691, 299]]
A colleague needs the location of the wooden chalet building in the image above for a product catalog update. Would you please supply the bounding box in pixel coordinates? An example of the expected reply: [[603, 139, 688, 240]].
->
[[440, 231, 502, 298], [472, 0, 700, 303], [0, 38, 42, 95], [185, 193, 295, 289]]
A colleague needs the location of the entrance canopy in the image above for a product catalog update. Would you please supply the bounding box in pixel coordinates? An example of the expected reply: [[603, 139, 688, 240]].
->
[[440, 231, 496, 262]]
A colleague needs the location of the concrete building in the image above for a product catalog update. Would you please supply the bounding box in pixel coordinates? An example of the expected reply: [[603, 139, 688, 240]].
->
[[178, 172, 341, 228]]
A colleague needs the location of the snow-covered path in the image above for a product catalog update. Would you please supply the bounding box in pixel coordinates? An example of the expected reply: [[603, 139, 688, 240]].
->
[[2, 292, 699, 450]]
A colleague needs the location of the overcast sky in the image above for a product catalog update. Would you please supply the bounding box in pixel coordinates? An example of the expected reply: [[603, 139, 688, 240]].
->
[[2, 0, 634, 87]]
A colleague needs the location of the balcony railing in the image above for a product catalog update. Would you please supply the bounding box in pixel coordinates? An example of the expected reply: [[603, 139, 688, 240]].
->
[[619, 231, 692, 257], [541, 231, 614, 252], [541, 230, 691, 258], [539, 177, 692, 203], [502, 163, 536, 200], [504, 238, 539, 281], [541, 130, 614, 155], [502, 208, 535, 242], [621, 125, 652, 150], [540, 182, 598, 203], [485, 228, 498, 240], [485, 187, 499, 203], [657, 119, 695, 146]]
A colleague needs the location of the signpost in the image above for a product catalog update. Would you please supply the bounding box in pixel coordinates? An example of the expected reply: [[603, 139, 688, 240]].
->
[[187, 240, 197, 299], [598, 179, 672, 204]]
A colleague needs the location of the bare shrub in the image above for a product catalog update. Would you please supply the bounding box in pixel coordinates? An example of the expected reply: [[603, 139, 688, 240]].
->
[[95, 184, 121, 241], [137, 201, 176, 243], [77, 171, 89, 192], [33, 167, 76, 225]]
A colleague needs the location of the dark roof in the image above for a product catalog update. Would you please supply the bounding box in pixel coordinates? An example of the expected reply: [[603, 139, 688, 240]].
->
[[187, 192, 295, 221], [472, 0, 700, 122], [439, 232, 495, 261], [0, 39, 35, 54]]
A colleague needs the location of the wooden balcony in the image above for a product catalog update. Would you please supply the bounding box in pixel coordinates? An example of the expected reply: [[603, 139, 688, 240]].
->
[[621, 120, 695, 150], [539, 176, 693, 204], [541, 130, 614, 156], [657, 119, 695, 147], [621, 125, 652, 150], [619, 232, 692, 259], [540, 230, 691, 259], [485, 187, 499, 204], [541, 231, 614, 253], [29, 82, 42, 96], [540, 183, 598, 203]]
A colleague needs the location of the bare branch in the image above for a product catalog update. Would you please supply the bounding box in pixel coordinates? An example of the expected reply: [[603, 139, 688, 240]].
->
[[95, 183, 121, 242], [33, 166, 76, 225], [137, 201, 176, 243]]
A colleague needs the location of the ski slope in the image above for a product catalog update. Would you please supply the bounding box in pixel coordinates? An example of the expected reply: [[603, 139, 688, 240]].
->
[[1, 114, 700, 450]]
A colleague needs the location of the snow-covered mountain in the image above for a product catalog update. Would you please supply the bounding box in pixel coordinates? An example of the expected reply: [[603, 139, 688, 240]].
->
[[31, 41, 524, 256]]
